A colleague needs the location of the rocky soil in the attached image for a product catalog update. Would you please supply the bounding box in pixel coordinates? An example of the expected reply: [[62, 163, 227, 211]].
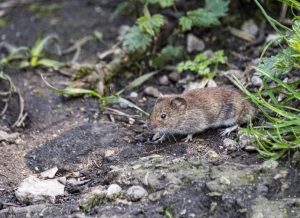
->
[[0, 1, 300, 218]]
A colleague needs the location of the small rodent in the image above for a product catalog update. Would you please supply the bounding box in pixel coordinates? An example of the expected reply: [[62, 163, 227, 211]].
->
[[147, 86, 255, 142]]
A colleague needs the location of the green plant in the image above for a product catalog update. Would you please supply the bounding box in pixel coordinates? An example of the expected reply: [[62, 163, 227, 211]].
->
[[179, 0, 228, 31], [42, 71, 158, 116], [0, 35, 64, 69], [235, 0, 300, 159], [122, 0, 228, 57], [177, 50, 226, 78]]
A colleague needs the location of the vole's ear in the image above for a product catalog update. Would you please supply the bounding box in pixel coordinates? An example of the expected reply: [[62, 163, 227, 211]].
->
[[170, 97, 187, 111]]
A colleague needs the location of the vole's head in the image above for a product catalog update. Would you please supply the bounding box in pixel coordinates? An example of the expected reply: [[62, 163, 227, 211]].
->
[[148, 95, 187, 133]]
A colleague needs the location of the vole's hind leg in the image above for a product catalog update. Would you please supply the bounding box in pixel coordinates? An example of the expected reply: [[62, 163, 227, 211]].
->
[[220, 125, 239, 136], [182, 134, 193, 142]]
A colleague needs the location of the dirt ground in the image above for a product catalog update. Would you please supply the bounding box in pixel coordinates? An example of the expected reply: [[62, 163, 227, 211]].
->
[[1, 1, 300, 218]]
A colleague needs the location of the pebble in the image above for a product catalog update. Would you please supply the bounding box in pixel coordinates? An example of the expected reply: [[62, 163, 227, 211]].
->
[[261, 160, 279, 171], [219, 176, 231, 185], [187, 34, 205, 53], [0, 130, 19, 142], [239, 134, 255, 149], [15, 176, 65, 204], [223, 138, 239, 151], [40, 166, 58, 179], [168, 71, 180, 82], [266, 33, 280, 42], [144, 86, 161, 98], [126, 185, 148, 201], [241, 19, 259, 36], [106, 184, 122, 199], [257, 183, 268, 196], [251, 75, 263, 87], [159, 75, 169, 85], [129, 92, 138, 98], [184, 82, 203, 91], [206, 79, 217, 88], [118, 25, 131, 38]]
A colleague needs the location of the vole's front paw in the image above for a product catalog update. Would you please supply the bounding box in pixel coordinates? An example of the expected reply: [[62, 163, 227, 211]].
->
[[152, 133, 166, 143], [182, 134, 193, 142]]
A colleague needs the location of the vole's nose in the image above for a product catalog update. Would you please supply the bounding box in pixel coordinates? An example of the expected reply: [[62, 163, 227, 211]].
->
[[147, 121, 158, 130]]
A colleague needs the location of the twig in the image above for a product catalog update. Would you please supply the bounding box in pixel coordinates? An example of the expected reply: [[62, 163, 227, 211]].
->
[[62, 36, 93, 63], [12, 90, 26, 128]]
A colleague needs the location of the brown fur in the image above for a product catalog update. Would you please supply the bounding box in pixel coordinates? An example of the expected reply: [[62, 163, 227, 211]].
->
[[148, 86, 255, 135]]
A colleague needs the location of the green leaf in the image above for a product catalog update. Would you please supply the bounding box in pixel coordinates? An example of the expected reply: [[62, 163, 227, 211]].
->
[[41, 75, 101, 98], [177, 50, 226, 78], [119, 71, 158, 94], [258, 48, 294, 78], [180, 0, 228, 31], [179, 17, 193, 31], [30, 35, 59, 66], [146, 0, 174, 8], [137, 14, 164, 36], [123, 26, 152, 52], [288, 20, 300, 53], [152, 45, 185, 68], [38, 58, 65, 69]]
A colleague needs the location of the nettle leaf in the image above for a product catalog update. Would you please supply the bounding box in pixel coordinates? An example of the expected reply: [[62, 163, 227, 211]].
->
[[258, 48, 294, 78], [180, 0, 228, 31], [137, 14, 164, 36], [152, 45, 185, 67], [123, 26, 152, 52], [177, 50, 226, 77], [146, 0, 174, 8]]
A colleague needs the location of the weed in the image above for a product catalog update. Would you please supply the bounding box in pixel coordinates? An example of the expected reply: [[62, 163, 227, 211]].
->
[[177, 50, 226, 79], [235, 0, 300, 159]]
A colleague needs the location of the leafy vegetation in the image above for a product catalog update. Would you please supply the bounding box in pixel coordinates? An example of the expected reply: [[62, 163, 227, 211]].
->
[[179, 0, 228, 31], [177, 50, 226, 78], [235, 0, 300, 159], [0, 35, 64, 69]]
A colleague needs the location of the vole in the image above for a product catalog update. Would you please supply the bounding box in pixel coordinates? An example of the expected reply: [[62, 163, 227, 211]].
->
[[147, 86, 255, 142]]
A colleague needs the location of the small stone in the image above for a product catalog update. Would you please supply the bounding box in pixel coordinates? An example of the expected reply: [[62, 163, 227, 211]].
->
[[159, 75, 169, 85], [239, 134, 255, 149], [129, 92, 138, 98], [241, 19, 259, 36], [257, 183, 268, 195], [168, 71, 180, 82], [206, 79, 217, 88], [244, 145, 257, 151], [180, 209, 187, 215], [0, 130, 19, 142], [251, 75, 263, 87], [148, 191, 163, 201], [105, 149, 115, 158], [40, 166, 58, 179], [144, 86, 161, 98], [184, 82, 203, 91], [261, 160, 279, 171], [106, 184, 122, 199], [209, 202, 218, 212], [118, 25, 130, 38], [266, 33, 280, 42], [219, 176, 230, 185], [206, 150, 219, 160], [126, 185, 148, 201], [223, 138, 239, 151], [15, 176, 65, 204], [187, 34, 205, 53], [274, 170, 288, 180]]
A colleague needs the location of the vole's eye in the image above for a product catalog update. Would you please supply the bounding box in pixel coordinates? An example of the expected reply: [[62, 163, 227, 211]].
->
[[160, 113, 167, 119]]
